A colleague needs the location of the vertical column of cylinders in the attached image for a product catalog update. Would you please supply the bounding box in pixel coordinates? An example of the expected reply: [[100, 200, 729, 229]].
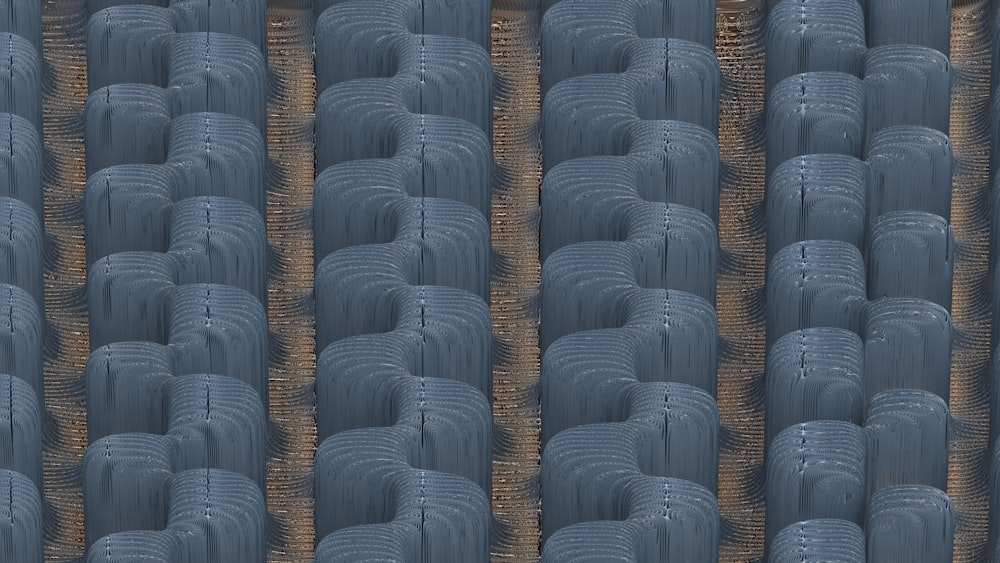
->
[[80, 2, 270, 560], [763, 1, 955, 560], [538, 1, 724, 560], [312, 1, 494, 560]]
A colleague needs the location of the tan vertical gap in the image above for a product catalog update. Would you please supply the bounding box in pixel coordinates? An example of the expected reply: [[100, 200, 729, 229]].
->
[[490, 6, 543, 562], [715, 3, 768, 561], [947, 2, 993, 561], [41, 0, 90, 559], [265, 3, 317, 561]]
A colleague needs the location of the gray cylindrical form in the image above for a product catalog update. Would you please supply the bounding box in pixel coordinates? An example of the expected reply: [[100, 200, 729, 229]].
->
[[766, 154, 868, 263], [769, 519, 866, 563], [169, 197, 268, 305], [542, 84, 721, 209], [0, 284, 42, 403], [863, 46, 951, 145], [862, 297, 951, 404], [87, 252, 175, 350], [83, 433, 175, 547], [766, 72, 865, 181], [167, 284, 269, 410], [166, 469, 267, 563], [866, 126, 952, 224], [0, 374, 42, 492], [540, 0, 715, 53], [765, 421, 866, 550], [541, 248, 719, 389], [0, 114, 43, 224], [541, 382, 718, 491], [88, 0, 169, 14], [765, 328, 864, 449], [166, 32, 267, 132], [86, 6, 174, 91], [315, 82, 491, 216], [0, 0, 42, 53], [542, 420, 721, 549], [542, 316, 721, 442], [764, 0, 866, 95], [540, 478, 719, 561], [315, 0, 490, 51], [0, 33, 41, 134], [86, 531, 182, 563], [85, 342, 174, 441], [866, 485, 954, 563], [84, 85, 172, 176], [541, 156, 720, 274], [168, 374, 267, 490], [542, 205, 718, 303], [766, 240, 868, 348], [0, 469, 42, 563], [315, 526, 413, 563], [866, 0, 951, 56], [316, 27, 491, 136], [164, 112, 267, 214], [170, 0, 267, 54], [84, 165, 175, 267], [865, 389, 949, 499], [315, 259, 493, 377], [0, 197, 44, 308], [314, 431, 491, 562], [868, 211, 953, 309], [313, 192, 490, 300], [316, 343, 492, 490]]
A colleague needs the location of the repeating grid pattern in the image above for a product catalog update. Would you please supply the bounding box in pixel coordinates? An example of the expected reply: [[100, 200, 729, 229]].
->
[[78, 0, 272, 559], [8, 0, 1000, 561], [312, 1, 494, 560]]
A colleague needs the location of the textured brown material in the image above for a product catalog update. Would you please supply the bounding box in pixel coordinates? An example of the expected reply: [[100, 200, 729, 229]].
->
[[716, 2, 768, 561], [41, 0, 90, 559], [490, 5, 543, 561], [264, 2, 317, 561], [947, 2, 993, 561]]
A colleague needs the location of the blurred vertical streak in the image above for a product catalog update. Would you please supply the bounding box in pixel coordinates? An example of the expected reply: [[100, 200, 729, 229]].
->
[[716, 1, 768, 560], [491, 1, 543, 561], [948, 0, 994, 560], [41, 0, 90, 559], [265, 0, 317, 561]]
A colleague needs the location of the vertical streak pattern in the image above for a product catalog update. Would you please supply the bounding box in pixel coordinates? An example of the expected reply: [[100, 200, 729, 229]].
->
[[716, 2, 767, 560], [948, 1, 993, 560], [41, 0, 90, 559], [490, 5, 542, 561], [265, 2, 316, 560]]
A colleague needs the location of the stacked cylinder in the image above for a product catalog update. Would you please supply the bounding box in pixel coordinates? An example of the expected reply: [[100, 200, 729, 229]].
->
[[311, 1, 494, 561], [0, 2, 46, 561], [763, 1, 955, 560], [538, 1, 723, 560], [80, 1, 270, 560]]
